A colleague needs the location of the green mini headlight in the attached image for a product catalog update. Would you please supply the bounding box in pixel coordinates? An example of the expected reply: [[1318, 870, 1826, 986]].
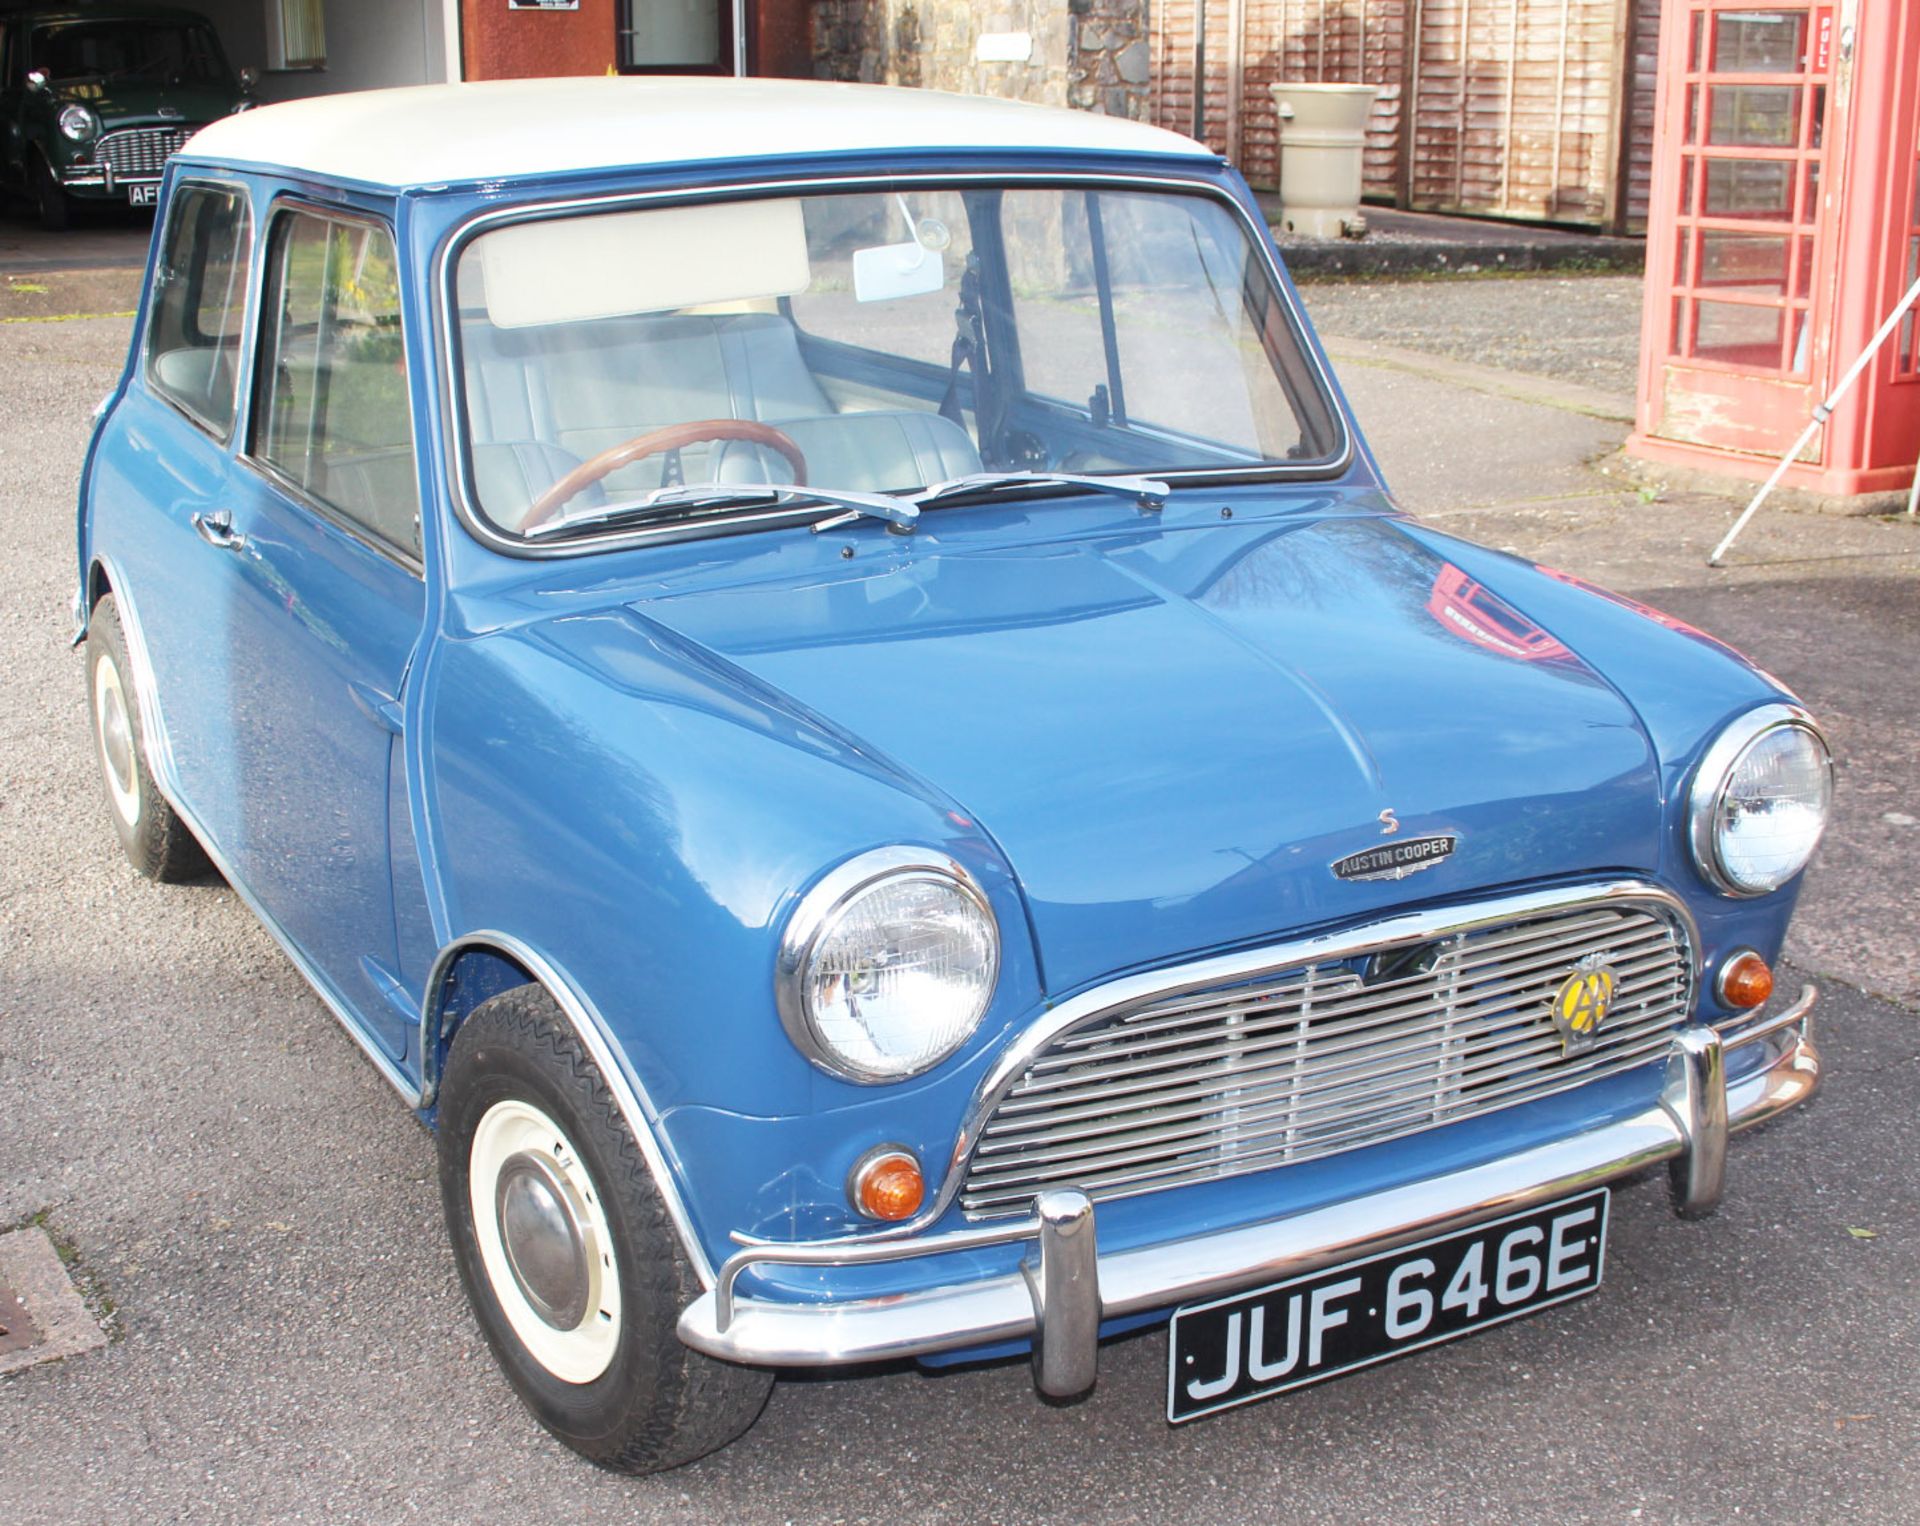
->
[[58, 104, 99, 142]]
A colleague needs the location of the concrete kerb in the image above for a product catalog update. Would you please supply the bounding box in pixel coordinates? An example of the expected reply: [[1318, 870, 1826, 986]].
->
[[1609, 445, 1920, 520], [1280, 237, 1645, 280]]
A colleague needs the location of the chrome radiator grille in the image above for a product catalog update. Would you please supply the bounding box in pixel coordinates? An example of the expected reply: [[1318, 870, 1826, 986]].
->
[[97, 127, 191, 179], [960, 900, 1693, 1219]]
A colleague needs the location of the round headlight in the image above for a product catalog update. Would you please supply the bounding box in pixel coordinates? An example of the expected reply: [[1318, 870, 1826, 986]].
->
[[1689, 705, 1833, 896], [777, 848, 999, 1083], [58, 104, 98, 142]]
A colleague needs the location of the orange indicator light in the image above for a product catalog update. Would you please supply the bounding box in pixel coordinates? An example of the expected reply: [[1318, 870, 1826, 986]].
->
[[1719, 952, 1774, 1010], [851, 1148, 925, 1221]]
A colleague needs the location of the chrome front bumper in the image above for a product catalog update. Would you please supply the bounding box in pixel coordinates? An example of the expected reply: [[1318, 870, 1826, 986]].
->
[[678, 992, 1820, 1394]]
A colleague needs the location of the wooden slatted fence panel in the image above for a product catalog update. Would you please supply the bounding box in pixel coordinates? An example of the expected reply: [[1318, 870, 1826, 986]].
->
[[1410, 0, 1625, 223], [1152, 1, 1410, 197], [1149, 0, 1652, 225]]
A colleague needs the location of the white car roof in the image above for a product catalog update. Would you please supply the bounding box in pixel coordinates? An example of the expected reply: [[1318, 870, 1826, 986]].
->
[[182, 77, 1215, 190]]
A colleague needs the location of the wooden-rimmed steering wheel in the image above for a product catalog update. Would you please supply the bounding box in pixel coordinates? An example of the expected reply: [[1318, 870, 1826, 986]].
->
[[520, 419, 808, 531]]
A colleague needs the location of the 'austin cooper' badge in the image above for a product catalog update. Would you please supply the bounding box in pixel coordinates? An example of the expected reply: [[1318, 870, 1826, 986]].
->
[[1552, 958, 1616, 1055], [1330, 833, 1457, 882]]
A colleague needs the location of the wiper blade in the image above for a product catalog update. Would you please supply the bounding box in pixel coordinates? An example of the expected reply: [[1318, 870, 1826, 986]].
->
[[909, 470, 1171, 511], [522, 482, 919, 540], [521, 470, 1169, 542]]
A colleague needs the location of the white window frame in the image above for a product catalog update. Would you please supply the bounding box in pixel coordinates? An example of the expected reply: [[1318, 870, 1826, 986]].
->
[[267, 0, 326, 72]]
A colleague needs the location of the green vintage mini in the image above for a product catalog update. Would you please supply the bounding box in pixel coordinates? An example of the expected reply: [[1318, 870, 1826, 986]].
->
[[0, 3, 252, 230]]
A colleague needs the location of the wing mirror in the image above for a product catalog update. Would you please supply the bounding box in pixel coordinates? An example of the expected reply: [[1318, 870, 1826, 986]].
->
[[238, 65, 259, 91]]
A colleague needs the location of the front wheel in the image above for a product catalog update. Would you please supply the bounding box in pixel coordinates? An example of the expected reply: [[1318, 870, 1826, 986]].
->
[[33, 155, 72, 232], [436, 985, 773, 1472]]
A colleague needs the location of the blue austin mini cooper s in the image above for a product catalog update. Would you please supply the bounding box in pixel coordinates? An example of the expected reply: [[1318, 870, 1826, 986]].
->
[[75, 78, 1833, 1471]]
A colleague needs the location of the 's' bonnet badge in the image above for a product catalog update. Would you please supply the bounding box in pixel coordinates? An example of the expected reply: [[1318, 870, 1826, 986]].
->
[[1330, 832, 1458, 882]]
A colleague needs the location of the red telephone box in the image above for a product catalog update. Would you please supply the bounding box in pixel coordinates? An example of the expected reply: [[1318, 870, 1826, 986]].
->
[[1628, 0, 1920, 494]]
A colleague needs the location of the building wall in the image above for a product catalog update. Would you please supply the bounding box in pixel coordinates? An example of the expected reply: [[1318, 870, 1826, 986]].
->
[[196, 0, 447, 101], [463, 0, 617, 79], [811, 2, 1151, 120]]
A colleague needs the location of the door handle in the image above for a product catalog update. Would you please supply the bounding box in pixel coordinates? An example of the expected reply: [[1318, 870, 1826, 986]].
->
[[191, 508, 247, 552]]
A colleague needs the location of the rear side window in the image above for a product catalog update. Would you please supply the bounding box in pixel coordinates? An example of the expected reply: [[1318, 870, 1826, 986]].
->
[[254, 208, 419, 558], [146, 184, 251, 437]]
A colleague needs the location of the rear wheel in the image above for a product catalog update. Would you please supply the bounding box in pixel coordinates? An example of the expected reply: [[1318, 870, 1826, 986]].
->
[[86, 595, 209, 882], [437, 985, 773, 1472]]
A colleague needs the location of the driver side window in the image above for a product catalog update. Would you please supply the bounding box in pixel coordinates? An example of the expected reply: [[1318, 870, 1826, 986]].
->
[[145, 184, 251, 438], [254, 208, 420, 558]]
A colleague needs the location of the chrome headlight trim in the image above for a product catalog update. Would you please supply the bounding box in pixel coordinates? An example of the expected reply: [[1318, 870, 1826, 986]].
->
[[58, 104, 99, 142], [1687, 703, 1833, 898], [775, 845, 1000, 1085]]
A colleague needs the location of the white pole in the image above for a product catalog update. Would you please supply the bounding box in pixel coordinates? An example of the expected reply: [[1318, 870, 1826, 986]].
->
[[1708, 270, 1920, 565], [1908, 448, 1920, 518]]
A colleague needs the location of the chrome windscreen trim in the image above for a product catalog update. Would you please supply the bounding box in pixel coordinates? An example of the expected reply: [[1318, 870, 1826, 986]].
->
[[432, 166, 1355, 561]]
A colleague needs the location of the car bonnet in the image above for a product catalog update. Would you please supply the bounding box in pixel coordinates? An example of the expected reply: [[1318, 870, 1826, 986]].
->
[[626, 511, 1663, 995]]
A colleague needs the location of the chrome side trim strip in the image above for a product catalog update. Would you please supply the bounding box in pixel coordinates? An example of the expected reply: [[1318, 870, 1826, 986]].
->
[[420, 930, 718, 1289], [678, 1006, 1818, 1372]]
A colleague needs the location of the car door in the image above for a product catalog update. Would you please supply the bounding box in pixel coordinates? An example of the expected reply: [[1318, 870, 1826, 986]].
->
[[213, 199, 427, 1065], [101, 178, 258, 857]]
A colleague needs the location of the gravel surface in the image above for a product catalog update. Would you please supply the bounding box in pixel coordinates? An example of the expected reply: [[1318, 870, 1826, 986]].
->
[[1300, 275, 1646, 401], [2, 309, 1916, 1524]]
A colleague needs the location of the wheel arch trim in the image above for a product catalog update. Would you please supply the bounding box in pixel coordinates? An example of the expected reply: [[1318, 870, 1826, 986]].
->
[[421, 930, 717, 1288]]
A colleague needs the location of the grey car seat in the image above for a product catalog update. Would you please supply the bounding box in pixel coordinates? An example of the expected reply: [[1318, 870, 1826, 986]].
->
[[460, 309, 982, 530]]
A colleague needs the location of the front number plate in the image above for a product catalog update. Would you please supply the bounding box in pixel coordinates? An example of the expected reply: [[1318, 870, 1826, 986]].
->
[[127, 183, 159, 207], [1167, 1188, 1609, 1422]]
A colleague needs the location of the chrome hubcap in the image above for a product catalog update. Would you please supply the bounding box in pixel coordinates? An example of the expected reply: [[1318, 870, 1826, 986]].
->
[[496, 1151, 590, 1330], [93, 654, 141, 827], [469, 1098, 621, 1384]]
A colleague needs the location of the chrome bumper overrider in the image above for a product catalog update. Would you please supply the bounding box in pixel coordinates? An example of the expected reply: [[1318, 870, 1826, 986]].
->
[[677, 990, 1819, 1395]]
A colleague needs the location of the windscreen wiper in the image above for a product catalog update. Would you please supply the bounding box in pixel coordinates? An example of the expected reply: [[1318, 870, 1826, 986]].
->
[[908, 470, 1170, 512], [524, 470, 1169, 542], [808, 470, 1170, 532], [522, 482, 920, 540]]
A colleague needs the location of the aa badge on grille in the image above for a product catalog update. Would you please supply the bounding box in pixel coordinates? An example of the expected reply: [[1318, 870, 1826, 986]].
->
[[1552, 958, 1616, 1055]]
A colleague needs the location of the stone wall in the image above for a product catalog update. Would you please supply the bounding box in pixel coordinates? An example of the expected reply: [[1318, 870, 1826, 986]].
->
[[811, 1, 1150, 119], [1067, 0, 1151, 119]]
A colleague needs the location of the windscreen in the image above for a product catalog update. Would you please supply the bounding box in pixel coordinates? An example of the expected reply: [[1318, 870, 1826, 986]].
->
[[453, 183, 1340, 540], [31, 21, 230, 86]]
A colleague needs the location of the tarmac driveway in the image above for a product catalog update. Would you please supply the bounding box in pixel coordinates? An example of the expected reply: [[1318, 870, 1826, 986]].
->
[[1, 297, 1916, 1524]]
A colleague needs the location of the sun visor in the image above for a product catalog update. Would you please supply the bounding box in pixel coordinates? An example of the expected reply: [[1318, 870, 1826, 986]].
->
[[478, 199, 811, 329]]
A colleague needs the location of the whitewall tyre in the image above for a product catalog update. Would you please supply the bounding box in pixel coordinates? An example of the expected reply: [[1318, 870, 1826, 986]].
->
[[85, 595, 210, 882], [436, 985, 773, 1472]]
